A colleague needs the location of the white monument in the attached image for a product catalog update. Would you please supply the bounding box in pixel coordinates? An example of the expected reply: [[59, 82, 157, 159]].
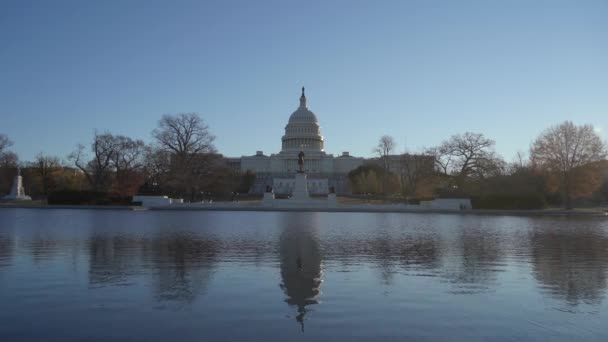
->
[[290, 172, 310, 202], [3, 167, 32, 201]]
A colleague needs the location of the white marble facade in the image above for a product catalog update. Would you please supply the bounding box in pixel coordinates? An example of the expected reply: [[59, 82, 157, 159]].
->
[[273, 177, 329, 196], [231, 88, 365, 194]]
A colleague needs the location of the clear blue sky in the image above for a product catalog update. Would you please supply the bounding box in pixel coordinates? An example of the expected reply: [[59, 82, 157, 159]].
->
[[1, 0, 606, 162]]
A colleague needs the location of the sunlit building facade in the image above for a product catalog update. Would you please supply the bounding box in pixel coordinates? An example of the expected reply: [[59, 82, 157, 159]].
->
[[227, 88, 365, 195], [226, 88, 435, 195]]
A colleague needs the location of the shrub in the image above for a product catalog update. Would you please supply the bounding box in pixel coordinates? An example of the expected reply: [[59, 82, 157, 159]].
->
[[471, 193, 547, 210], [48, 190, 132, 205]]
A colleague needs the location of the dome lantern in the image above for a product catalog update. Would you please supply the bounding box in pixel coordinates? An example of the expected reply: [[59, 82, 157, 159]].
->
[[299, 86, 306, 108]]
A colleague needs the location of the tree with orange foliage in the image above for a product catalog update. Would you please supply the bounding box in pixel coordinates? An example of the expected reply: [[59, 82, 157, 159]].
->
[[530, 121, 606, 209]]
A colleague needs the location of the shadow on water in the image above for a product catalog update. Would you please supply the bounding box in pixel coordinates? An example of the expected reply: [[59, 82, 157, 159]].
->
[[278, 212, 323, 332]]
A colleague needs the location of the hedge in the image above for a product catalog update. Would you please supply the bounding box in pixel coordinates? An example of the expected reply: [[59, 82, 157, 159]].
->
[[48, 190, 132, 205], [471, 193, 547, 210]]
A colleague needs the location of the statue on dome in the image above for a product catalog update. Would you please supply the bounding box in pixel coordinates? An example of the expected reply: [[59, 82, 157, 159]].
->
[[297, 150, 305, 173], [299, 86, 307, 108]]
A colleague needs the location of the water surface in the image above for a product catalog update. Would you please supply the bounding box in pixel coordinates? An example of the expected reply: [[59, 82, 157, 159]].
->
[[1, 209, 608, 341]]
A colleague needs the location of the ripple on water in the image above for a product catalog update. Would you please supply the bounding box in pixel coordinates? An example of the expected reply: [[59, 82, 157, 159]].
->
[[0, 209, 608, 341]]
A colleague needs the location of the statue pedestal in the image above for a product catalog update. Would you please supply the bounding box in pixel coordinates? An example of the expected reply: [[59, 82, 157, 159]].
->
[[263, 192, 275, 207], [327, 193, 337, 207], [290, 173, 309, 201]]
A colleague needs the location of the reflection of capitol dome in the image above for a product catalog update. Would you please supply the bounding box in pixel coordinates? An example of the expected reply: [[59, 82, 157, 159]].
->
[[281, 87, 324, 153], [279, 214, 323, 332]]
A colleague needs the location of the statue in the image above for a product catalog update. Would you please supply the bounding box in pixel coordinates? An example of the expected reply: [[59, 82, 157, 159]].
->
[[3, 166, 31, 201], [297, 150, 305, 173]]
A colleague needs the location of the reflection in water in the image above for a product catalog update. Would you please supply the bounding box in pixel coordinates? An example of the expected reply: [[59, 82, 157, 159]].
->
[[531, 226, 608, 306], [87, 231, 218, 304], [363, 230, 442, 285], [278, 213, 323, 332], [321, 225, 442, 283], [145, 232, 218, 303], [88, 234, 142, 285], [0, 235, 13, 269], [25, 235, 64, 264], [370, 229, 397, 285], [397, 235, 441, 269], [441, 226, 503, 294], [2, 209, 608, 341]]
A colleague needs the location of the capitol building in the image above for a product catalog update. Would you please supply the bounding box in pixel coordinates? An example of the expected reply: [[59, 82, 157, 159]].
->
[[227, 88, 365, 195]]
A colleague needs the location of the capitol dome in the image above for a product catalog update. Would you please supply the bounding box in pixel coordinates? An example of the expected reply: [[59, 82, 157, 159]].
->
[[288, 89, 318, 123], [281, 87, 325, 153]]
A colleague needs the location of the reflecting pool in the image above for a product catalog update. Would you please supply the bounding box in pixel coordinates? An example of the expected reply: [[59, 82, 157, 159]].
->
[[1, 209, 608, 341]]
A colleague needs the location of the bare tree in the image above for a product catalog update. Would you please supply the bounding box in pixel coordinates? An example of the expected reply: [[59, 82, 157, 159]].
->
[[373, 135, 396, 196], [507, 150, 529, 174], [0, 135, 18, 194], [143, 146, 172, 186], [31, 153, 61, 196], [152, 113, 217, 199], [69, 132, 119, 191], [110, 136, 145, 172], [153, 113, 216, 164], [374, 135, 396, 160], [0, 151, 18, 168], [0, 134, 18, 168], [108, 135, 147, 195], [0, 134, 13, 155], [398, 153, 435, 198], [449, 132, 502, 178], [426, 145, 452, 175], [530, 121, 607, 209], [69, 132, 147, 194], [430, 132, 504, 183], [514, 150, 527, 168]]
